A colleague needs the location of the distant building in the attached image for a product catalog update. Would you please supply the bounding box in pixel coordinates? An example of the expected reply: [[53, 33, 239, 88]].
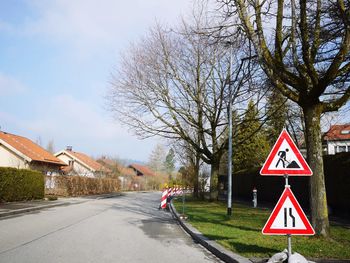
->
[[128, 164, 156, 177], [323, 124, 350, 155], [55, 147, 110, 177], [0, 131, 66, 174], [117, 164, 137, 191]]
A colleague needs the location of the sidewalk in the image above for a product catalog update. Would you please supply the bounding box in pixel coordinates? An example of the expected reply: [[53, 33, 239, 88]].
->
[[0, 193, 121, 219]]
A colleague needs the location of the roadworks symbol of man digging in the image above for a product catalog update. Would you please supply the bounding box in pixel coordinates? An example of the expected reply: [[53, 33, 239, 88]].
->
[[276, 148, 300, 169]]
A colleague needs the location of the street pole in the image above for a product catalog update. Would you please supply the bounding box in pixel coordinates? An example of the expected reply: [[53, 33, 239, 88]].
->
[[227, 43, 233, 216]]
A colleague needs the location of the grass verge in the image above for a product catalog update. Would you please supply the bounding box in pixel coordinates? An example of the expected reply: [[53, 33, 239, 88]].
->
[[174, 198, 350, 259]]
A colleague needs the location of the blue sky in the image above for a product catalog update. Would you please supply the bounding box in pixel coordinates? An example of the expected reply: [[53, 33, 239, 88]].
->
[[0, 0, 193, 162]]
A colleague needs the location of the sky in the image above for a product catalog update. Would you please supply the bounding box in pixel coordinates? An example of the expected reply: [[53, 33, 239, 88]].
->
[[0, 0, 193, 162]]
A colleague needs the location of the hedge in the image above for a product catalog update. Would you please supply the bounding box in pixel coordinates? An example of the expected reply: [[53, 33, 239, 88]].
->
[[45, 175, 120, 196], [0, 167, 44, 202], [225, 152, 350, 216]]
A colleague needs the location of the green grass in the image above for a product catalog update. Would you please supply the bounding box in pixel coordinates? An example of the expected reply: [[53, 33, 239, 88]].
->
[[174, 198, 350, 259]]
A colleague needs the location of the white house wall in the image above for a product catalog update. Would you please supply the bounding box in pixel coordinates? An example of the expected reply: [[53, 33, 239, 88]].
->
[[73, 161, 94, 177], [0, 144, 28, 169], [326, 140, 350, 155], [56, 153, 95, 178], [56, 154, 72, 165]]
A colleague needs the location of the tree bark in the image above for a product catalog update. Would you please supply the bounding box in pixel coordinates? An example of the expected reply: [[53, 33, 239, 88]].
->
[[303, 103, 330, 237], [209, 160, 220, 201], [193, 159, 200, 199]]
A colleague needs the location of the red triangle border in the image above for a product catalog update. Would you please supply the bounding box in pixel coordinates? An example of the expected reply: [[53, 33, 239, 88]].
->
[[260, 129, 312, 176], [262, 187, 315, 235]]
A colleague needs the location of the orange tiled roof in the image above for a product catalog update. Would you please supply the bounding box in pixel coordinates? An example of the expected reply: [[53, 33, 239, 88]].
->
[[323, 124, 350, 141], [98, 158, 117, 168], [129, 164, 156, 176], [63, 150, 111, 173], [118, 166, 137, 177], [0, 131, 66, 166]]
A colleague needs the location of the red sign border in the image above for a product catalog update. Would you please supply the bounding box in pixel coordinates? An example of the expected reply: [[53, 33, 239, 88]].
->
[[262, 187, 315, 235], [260, 129, 312, 176]]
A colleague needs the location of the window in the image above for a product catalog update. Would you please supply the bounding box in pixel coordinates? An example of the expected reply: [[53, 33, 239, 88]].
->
[[338, 146, 346, 153], [340, 130, 350, 135], [68, 160, 74, 166]]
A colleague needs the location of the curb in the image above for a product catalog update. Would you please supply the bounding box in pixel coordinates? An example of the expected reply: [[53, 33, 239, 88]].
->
[[169, 202, 252, 263], [0, 202, 70, 218]]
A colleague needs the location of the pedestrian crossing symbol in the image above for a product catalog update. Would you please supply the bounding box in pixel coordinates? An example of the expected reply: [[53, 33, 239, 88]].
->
[[260, 129, 312, 176], [262, 187, 315, 235]]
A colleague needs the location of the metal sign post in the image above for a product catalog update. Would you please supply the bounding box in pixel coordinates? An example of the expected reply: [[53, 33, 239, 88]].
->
[[287, 234, 292, 258], [182, 188, 185, 216], [260, 129, 315, 261], [284, 174, 292, 258]]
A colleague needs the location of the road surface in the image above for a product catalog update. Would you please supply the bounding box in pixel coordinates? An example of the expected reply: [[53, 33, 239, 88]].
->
[[0, 192, 222, 263]]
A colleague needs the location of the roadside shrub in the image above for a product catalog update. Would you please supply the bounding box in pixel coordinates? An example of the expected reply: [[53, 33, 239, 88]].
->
[[45, 175, 120, 197], [0, 167, 44, 202], [47, 195, 58, 201]]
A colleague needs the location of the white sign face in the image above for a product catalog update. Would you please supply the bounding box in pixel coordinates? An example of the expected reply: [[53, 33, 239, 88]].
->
[[267, 140, 303, 171], [270, 197, 306, 230]]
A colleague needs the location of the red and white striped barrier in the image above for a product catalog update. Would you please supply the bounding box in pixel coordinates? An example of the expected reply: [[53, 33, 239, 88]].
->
[[160, 189, 168, 209], [168, 187, 173, 197]]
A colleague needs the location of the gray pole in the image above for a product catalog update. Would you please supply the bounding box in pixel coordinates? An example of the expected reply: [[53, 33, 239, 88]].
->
[[227, 44, 233, 216], [287, 234, 292, 258]]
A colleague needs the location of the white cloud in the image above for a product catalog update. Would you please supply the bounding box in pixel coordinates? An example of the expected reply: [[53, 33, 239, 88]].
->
[[0, 1, 187, 161], [24, 0, 191, 54], [18, 94, 156, 160], [0, 73, 27, 95], [25, 94, 124, 138]]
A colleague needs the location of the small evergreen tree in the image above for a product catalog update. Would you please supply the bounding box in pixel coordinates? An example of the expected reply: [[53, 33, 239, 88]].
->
[[164, 148, 175, 178], [233, 100, 270, 171], [265, 88, 288, 145]]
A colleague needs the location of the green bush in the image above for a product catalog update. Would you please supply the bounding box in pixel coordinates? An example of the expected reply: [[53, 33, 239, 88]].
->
[[0, 167, 44, 202], [47, 195, 58, 201]]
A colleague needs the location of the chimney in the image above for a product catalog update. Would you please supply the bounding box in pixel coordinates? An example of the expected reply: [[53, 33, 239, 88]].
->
[[66, 146, 73, 151]]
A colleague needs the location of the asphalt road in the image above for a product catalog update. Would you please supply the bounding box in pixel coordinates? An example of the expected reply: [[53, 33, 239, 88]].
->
[[0, 192, 222, 263]]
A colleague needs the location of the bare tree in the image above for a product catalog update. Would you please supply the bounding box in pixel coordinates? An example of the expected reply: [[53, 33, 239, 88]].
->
[[46, 139, 55, 154], [216, 0, 350, 236], [107, 7, 259, 199], [148, 144, 166, 172], [173, 139, 202, 197]]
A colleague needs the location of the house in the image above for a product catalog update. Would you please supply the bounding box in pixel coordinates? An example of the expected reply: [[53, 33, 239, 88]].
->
[[128, 164, 159, 191], [128, 163, 156, 177], [0, 131, 66, 174], [117, 165, 138, 190], [96, 157, 119, 177], [323, 124, 350, 155], [55, 147, 110, 178]]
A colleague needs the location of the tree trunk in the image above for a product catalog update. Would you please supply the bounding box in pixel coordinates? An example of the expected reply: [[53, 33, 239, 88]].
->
[[209, 160, 220, 201], [303, 104, 330, 237], [193, 161, 200, 199]]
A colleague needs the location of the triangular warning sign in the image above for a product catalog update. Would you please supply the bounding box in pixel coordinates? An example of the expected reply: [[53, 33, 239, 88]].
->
[[262, 187, 315, 235], [260, 129, 312, 176]]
